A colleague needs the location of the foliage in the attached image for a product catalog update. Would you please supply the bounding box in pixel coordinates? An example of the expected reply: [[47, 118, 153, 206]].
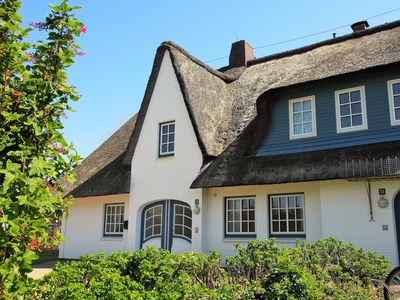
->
[[0, 0, 83, 297], [27, 238, 390, 299]]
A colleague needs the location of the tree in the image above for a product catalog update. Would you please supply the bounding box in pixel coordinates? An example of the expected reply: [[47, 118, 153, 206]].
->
[[0, 0, 83, 296]]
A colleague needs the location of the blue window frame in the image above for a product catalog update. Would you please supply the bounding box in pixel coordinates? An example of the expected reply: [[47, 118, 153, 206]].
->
[[159, 121, 175, 157]]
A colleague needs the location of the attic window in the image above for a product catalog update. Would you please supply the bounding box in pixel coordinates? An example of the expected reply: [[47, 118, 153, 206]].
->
[[288, 96, 317, 140], [159, 121, 175, 157], [335, 86, 368, 133], [388, 79, 400, 126]]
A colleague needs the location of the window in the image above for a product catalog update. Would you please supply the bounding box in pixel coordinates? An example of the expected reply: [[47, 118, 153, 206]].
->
[[144, 204, 163, 240], [173, 204, 192, 240], [225, 197, 256, 236], [269, 194, 305, 236], [388, 79, 400, 126], [335, 86, 368, 133], [104, 203, 125, 236], [289, 96, 317, 139], [159, 121, 175, 157]]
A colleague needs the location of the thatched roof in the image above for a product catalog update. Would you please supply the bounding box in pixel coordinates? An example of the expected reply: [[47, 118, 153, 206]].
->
[[68, 20, 400, 196], [62, 114, 137, 197]]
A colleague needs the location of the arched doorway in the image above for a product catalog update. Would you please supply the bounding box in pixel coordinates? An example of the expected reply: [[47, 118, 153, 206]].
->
[[140, 200, 192, 253]]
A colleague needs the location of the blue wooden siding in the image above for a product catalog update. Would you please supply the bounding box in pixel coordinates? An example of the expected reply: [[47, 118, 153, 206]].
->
[[257, 68, 400, 157]]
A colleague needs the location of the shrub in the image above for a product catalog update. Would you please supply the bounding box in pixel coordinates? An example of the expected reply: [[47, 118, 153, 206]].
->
[[27, 238, 390, 299]]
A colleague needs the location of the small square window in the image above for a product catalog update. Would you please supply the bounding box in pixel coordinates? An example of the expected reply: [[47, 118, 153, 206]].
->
[[269, 194, 305, 237], [335, 86, 368, 133], [388, 79, 400, 126], [104, 203, 125, 237], [289, 96, 317, 140], [225, 197, 256, 236], [159, 121, 175, 157]]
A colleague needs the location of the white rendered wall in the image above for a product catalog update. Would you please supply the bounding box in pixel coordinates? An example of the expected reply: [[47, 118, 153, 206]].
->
[[59, 194, 129, 259], [204, 182, 321, 262], [320, 180, 399, 267], [127, 51, 203, 253]]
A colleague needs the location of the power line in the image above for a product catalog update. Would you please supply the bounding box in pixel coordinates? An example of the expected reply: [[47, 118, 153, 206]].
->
[[204, 7, 400, 64]]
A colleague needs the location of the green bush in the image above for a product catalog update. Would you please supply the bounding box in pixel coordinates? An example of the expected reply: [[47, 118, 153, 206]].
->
[[27, 238, 390, 299]]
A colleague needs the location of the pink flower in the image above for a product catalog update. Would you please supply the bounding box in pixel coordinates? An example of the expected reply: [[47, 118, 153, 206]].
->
[[80, 25, 87, 33]]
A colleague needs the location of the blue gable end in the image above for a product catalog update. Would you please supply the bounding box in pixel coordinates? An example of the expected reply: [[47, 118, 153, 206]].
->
[[257, 67, 400, 157]]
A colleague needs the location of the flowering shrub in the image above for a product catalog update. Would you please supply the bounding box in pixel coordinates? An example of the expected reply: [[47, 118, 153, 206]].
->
[[27, 238, 389, 299], [0, 0, 83, 297]]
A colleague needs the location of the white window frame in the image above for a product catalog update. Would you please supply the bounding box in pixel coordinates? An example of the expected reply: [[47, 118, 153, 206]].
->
[[269, 194, 306, 236], [387, 79, 400, 126], [288, 96, 317, 140], [335, 86, 368, 133], [103, 203, 125, 236], [159, 121, 175, 157], [225, 197, 256, 236]]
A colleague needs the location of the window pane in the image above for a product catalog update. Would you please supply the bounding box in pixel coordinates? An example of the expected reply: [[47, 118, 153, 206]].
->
[[242, 222, 248, 232], [288, 209, 295, 219], [234, 222, 240, 232], [175, 225, 182, 235], [296, 208, 303, 219], [272, 221, 279, 232], [169, 123, 175, 132], [279, 197, 286, 208], [175, 215, 183, 225], [303, 111, 312, 122], [289, 221, 296, 232], [303, 122, 312, 133], [294, 124, 302, 134], [396, 108, 400, 120], [394, 95, 400, 108], [350, 90, 361, 102], [280, 221, 287, 232], [234, 211, 240, 220], [168, 143, 174, 152], [162, 134, 168, 143], [351, 102, 361, 114], [340, 104, 350, 116], [227, 200, 233, 210], [145, 228, 152, 238], [293, 113, 302, 124], [175, 205, 183, 215], [234, 200, 240, 209], [184, 217, 191, 227], [154, 206, 161, 215], [297, 221, 304, 232], [352, 114, 363, 126], [288, 196, 295, 207], [145, 218, 152, 229], [169, 133, 175, 142], [272, 209, 279, 220], [154, 216, 161, 225], [249, 210, 255, 221], [293, 102, 301, 112], [341, 116, 351, 128], [106, 224, 110, 232], [227, 222, 233, 232], [154, 225, 161, 235], [228, 211, 233, 221], [302, 100, 311, 111], [296, 196, 303, 207], [393, 83, 400, 95], [279, 209, 286, 219], [249, 199, 255, 209], [339, 93, 349, 104], [161, 144, 168, 153], [184, 227, 191, 239], [249, 222, 255, 232], [242, 199, 248, 209], [162, 125, 168, 134], [242, 211, 248, 221], [272, 198, 279, 208]]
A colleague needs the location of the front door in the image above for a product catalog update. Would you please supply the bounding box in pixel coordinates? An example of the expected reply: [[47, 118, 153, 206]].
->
[[141, 200, 192, 253]]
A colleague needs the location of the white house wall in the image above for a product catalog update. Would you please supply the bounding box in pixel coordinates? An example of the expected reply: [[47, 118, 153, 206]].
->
[[127, 51, 203, 252], [59, 194, 129, 259], [320, 180, 399, 267]]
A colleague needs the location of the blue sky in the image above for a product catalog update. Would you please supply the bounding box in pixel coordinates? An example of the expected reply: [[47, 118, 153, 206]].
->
[[20, 1, 400, 158]]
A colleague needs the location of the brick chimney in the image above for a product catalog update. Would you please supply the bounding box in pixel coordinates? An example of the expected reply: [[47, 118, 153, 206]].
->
[[351, 21, 369, 32], [229, 40, 255, 68]]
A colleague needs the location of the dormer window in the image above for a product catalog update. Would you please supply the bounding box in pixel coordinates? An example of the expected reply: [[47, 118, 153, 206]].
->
[[335, 86, 368, 133], [159, 121, 175, 157], [289, 96, 317, 140], [388, 79, 400, 126]]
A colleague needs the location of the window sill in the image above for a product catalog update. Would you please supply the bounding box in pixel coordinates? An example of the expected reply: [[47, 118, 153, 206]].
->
[[223, 235, 257, 242], [101, 236, 124, 241]]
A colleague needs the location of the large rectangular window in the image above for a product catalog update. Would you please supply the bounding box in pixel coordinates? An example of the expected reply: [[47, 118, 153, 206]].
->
[[159, 121, 175, 157], [335, 86, 368, 133], [225, 197, 256, 236], [289, 96, 317, 140], [388, 79, 400, 126], [104, 203, 125, 237], [269, 194, 305, 237]]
